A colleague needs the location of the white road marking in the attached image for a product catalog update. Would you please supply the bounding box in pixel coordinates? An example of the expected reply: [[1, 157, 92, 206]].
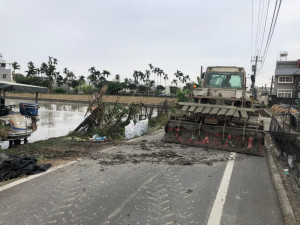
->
[[0, 130, 163, 192], [0, 161, 77, 192], [207, 152, 236, 225]]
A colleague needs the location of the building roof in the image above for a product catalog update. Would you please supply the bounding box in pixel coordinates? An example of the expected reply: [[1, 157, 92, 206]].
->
[[275, 60, 300, 76], [0, 81, 48, 93], [275, 68, 300, 76]]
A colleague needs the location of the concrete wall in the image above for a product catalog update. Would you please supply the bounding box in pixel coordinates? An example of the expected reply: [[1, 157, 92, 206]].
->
[[0, 67, 12, 82]]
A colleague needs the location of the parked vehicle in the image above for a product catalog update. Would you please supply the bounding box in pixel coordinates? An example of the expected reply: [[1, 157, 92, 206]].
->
[[0, 81, 47, 145]]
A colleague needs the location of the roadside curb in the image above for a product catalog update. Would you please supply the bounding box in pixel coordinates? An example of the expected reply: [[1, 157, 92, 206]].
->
[[265, 134, 296, 225]]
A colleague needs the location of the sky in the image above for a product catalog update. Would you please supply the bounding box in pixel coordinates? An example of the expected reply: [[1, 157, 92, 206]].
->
[[0, 0, 299, 87]]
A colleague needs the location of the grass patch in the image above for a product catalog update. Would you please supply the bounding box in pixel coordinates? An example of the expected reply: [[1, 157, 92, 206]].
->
[[148, 113, 169, 131]]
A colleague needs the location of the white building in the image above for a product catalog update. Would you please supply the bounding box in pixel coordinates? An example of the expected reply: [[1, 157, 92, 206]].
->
[[0, 53, 12, 82]]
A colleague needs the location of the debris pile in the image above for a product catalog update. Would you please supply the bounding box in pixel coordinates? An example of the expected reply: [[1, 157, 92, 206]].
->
[[271, 104, 299, 115], [73, 86, 140, 140], [0, 152, 51, 182]]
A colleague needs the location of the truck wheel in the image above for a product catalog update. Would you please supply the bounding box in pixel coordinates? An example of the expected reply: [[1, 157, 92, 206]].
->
[[24, 138, 28, 144]]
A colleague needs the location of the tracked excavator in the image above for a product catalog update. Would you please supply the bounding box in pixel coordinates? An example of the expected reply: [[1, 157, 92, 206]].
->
[[163, 66, 265, 156]]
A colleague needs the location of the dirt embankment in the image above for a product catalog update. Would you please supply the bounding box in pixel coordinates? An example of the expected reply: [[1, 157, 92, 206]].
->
[[4, 137, 119, 161], [7, 93, 175, 105]]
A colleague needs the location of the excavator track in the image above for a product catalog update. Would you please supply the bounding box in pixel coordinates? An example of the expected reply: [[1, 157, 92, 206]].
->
[[163, 103, 265, 156]]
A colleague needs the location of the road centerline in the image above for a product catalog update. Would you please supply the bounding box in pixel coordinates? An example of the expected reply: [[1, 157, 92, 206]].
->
[[207, 152, 236, 225]]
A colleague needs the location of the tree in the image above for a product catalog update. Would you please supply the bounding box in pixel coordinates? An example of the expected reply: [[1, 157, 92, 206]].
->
[[138, 85, 147, 93], [133, 70, 139, 85], [107, 81, 123, 95], [170, 86, 179, 94], [115, 74, 120, 82], [11, 62, 20, 81], [171, 79, 178, 87], [158, 69, 164, 85], [138, 71, 145, 85], [149, 64, 155, 81], [156, 85, 165, 91], [78, 75, 86, 86], [40, 56, 59, 91], [145, 70, 151, 94], [25, 61, 37, 84], [123, 78, 129, 90], [63, 67, 76, 92], [153, 67, 160, 86], [182, 75, 190, 86], [128, 83, 137, 91], [163, 73, 169, 87], [102, 70, 110, 80], [174, 70, 183, 87], [56, 74, 64, 87], [88, 67, 101, 87]]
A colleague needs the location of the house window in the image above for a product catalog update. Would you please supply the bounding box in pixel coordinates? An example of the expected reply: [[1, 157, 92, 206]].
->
[[277, 89, 293, 98], [278, 76, 293, 83], [2, 74, 6, 79]]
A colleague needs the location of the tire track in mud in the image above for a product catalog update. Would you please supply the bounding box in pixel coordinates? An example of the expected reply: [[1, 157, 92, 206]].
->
[[106, 166, 199, 225]]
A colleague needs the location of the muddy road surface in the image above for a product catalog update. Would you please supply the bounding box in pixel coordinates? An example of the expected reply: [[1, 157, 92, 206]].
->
[[0, 130, 284, 225]]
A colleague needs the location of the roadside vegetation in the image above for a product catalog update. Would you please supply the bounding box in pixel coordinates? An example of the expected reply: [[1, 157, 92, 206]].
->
[[11, 58, 194, 97]]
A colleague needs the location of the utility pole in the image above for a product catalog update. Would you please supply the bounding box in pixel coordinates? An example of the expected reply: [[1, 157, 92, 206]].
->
[[251, 56, 262, 99]]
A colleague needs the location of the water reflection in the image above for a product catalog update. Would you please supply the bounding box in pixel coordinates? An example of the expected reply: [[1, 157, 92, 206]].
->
[[0, 99, 88, 149]]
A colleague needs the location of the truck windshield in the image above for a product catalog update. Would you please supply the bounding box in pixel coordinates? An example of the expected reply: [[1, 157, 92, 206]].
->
[[205, 73, 243, 89]]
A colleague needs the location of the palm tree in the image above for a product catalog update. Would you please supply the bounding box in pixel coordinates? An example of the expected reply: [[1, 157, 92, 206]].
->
[[174, 70, 180, 86], [149, 80, 155, 94], [138, 71, 145, 85], [171, 79, 178, 87], [149, 64, 156, 82], [124, 78, 130, 90], [158, 69, 164, 85], [153, 67, 160, 86], [115, 74, 120, 82], [25, 61, 37, 78], [145, 70, 151, 94], [11, 62, 20, 80], [102, 70, 110, 79], [163, 73, 169, 87], [78, 75, 86, 85], [40, 56, 59, 91], [88, 67, 101, 86], [133, 70, 139, 85], [56, 74, 64, 87]]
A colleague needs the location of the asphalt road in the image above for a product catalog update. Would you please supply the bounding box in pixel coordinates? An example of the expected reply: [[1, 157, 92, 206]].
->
[[0, 131, 284, 225]]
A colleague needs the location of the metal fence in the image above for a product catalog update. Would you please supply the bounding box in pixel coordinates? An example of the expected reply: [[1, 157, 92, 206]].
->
[[269, 116, 300, 182]]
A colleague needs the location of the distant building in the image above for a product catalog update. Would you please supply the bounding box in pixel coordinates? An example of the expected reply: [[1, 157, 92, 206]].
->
[[273, 59, 300, 99], [257, 86, 270, 105], [0, 53, 12, 82]]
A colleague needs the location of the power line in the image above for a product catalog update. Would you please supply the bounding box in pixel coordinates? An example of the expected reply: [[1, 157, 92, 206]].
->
[[254, 0, 263, 55], [257, 0, 266, 56], [258, 0, 271, 56], [251, 0, 254, 56], [259, 0, 282, 71]]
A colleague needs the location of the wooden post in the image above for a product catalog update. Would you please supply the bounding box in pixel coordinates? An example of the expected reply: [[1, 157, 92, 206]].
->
[[35, 92, 39, 103]]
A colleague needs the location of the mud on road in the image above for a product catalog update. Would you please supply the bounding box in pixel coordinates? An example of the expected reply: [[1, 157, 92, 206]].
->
[[92, 140, 231, 166], [3, 130, 233, 168]]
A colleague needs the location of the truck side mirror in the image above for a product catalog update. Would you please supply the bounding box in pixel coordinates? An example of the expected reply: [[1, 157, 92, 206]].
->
[[201, 72, 205, 79]]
